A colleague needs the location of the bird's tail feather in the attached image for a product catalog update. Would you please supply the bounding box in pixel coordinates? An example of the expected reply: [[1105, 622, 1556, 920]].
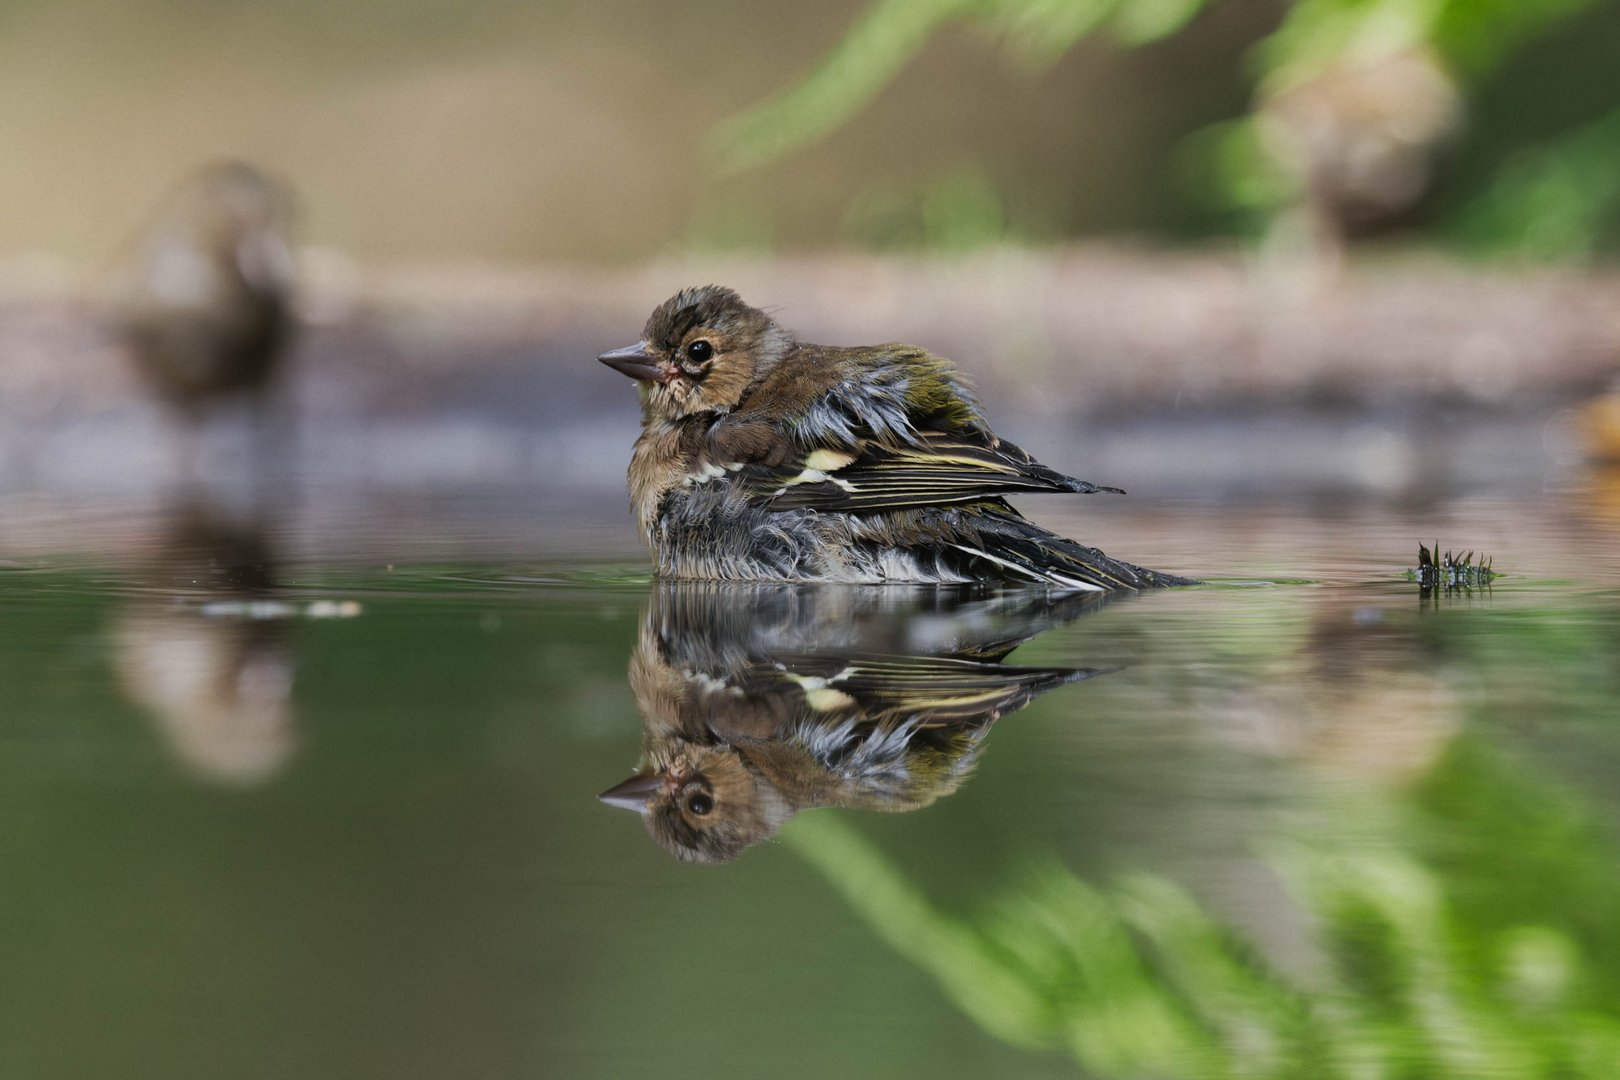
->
[[951, 510, 1197, 591]]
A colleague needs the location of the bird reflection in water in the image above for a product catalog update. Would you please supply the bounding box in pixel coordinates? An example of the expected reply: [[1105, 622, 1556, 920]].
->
[[110, 503, 298, 785], [599, 584, 1113, 863]]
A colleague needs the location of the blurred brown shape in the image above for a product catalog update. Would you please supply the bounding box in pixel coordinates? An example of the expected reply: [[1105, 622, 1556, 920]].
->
[[110, 502, 298, 785], [1259, 47, 1462, 265], [1225, 597, 1462, 785], [109, 161, 296, 419], [1576, 381, 1620, 464], [600, 584, 1110, 863], [1571, 465, 1620, 538]]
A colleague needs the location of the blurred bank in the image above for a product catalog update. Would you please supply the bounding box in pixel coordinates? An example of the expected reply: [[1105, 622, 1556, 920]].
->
[[5, 0, 1620, 555]]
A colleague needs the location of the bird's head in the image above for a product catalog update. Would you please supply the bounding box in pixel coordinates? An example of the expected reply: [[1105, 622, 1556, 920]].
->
[[598, 285, 791, 423], [137, 161, 295, 302], [597, 742, 792, 864], [185, 162, 286, 240]]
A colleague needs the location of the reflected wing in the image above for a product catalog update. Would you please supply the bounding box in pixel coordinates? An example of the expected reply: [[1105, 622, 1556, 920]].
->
[[740, 431, 1122, 514], [755, 652, 1107, 728]]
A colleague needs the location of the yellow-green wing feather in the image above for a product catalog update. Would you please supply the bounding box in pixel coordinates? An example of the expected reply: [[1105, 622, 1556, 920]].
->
[[746, 432, 1123, 512]]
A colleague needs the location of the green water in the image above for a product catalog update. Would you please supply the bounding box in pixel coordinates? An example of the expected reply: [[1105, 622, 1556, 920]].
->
[[4, 495, 1620, 1079]]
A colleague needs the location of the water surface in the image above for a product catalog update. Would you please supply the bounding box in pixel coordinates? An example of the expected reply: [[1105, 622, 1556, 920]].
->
[[4, 491, 1619, 1079]]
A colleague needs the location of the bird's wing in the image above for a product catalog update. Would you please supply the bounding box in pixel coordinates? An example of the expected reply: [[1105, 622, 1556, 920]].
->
[[711, 344, 1120, 513], [736, 431, 1122, 513]]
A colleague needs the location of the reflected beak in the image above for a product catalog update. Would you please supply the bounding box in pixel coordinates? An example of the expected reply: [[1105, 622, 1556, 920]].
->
[[597, 342, 672, 384], [598, 771, 664, 813]]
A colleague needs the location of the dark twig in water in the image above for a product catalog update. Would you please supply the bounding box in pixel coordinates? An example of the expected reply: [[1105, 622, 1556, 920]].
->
[[1407, 541, 1498, 590]]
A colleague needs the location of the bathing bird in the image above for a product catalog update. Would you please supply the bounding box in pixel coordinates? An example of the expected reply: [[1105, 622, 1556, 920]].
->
[[599, 285, 1193, 588]]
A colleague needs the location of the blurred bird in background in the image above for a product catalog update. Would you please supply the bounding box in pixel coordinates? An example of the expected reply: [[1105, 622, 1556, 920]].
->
[[109, 161, 298, 481], [600, 286, 1194, 588], [598, 583, 1113, 863], [1257, 45, 1463, 272]]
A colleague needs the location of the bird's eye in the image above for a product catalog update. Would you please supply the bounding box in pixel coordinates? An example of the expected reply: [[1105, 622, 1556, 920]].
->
[[685, 340, 714, 364], [685, 792, 715, 817]]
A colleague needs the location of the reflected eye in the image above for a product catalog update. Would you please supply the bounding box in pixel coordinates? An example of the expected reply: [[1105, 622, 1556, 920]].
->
[[685, 340, 713, 364], [685, 792, 714, 817]]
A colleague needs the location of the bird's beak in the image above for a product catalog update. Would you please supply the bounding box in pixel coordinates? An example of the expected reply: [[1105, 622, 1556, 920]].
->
[[598, 771, 664, 813], [597, 342, 673, 384]]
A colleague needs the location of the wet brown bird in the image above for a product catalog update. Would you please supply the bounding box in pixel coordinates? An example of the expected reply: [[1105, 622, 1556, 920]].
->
[[599, 583, 1111, 863], [599, 286, 1194, 589], [112, 161, 296, 419]]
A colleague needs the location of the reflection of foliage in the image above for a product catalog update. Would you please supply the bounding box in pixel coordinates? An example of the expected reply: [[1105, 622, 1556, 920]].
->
[[787, 738, 1620, 1078], [717, 0, 1620, 257], [790, 815, 1304, 1074], [1413, 739, 1620, 993]]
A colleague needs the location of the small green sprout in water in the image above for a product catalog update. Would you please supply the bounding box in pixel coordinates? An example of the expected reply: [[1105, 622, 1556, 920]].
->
[[1408, 542, 1499, 590]]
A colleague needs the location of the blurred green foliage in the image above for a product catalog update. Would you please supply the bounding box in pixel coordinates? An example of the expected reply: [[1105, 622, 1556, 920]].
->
[[713, 0, 1213, 176], [718, 0, 1620, 259], [1448, 106, 1620, 259], [840, 166, 1014, 249]]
